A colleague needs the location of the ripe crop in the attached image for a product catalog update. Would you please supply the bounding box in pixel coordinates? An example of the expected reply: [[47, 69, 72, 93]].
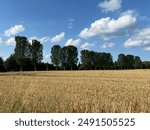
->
[[0, 70, 150, 113]]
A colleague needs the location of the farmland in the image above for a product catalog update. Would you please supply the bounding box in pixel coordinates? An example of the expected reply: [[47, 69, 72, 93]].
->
[[0, 70, 150, 113]]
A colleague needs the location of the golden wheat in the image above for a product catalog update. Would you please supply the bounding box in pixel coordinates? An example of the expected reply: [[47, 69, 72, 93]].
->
[[0, 70, 150, 113]]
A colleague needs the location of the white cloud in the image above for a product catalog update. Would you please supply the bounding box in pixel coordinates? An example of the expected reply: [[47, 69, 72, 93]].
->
[[50, 32, 65, 43], [124, 28, 150, 48], [101, 42, 115, 48], [4, 24, 25, 37], [121, 10, 137, 16], [144, 47, 150, 51], [65, 39, 81, 46], [40, 37, 51, 44], [79, 13, 136, 40], [29, 32, 65, 44], [80, 42, 95, 50], [29, 36, 51, 44], [98, 0, 122, 12], [0, 37, 3, 44], [6, 37, 16, 46]]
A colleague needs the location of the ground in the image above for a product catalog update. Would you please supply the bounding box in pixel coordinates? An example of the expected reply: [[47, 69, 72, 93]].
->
[[0, 70, 150, 113]]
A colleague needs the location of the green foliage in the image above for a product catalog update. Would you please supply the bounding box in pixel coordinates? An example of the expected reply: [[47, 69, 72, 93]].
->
[[51, 45, 62, 70], [14, 36, 31, 71], [117, 54, 142, 69], [31, 40, 43, 70], [4, 54, 19, 71], [81, 50, 92, 69], [117, 54, 127, 69], [134, 56, 142, 69], [81, 50, 113, 70], [61, 45, 78, 70], [142, 61, 150, 69], [51, 45, 78, 70], [63, 46, 78, 70], [126, 55, 135, 69]]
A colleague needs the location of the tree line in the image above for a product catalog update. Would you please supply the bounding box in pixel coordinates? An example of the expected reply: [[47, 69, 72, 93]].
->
[[0, 36, 150, 72]]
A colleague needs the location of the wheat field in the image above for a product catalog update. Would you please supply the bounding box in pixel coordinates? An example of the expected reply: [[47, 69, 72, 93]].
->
[[0, 70, 150, 113]]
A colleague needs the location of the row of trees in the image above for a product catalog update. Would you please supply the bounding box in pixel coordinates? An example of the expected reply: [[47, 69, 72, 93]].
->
[[0, 36, 150, 72], [117, 54, 142, 69], [51, 47, 143, 70], [0, 36, 53, 72], [81, 50, 113, 70]]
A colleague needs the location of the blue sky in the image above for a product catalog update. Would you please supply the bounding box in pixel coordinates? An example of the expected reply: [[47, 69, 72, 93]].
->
[[0, 0, 150, 63]]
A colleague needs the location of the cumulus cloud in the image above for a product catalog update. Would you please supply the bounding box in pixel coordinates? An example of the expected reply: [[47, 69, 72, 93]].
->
[[6, 37, 16, 46], [101, 42, 115, 48], [79, 13, 136, 40], [30, 32, 65, 44], [98, 0, 122, 12], [124, 28, 150, 49], [65, 39, 81, 46], [80, 42, 95, 50], [50, 32, 65, 43], [121, 10, 137, 16], [4, 24, 25, 37]]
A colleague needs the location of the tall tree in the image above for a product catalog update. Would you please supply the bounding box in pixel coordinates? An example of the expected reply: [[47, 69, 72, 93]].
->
[[62, 46, 78, 70], [134, 56, 142, 69], [117, 54, 127, 69], [81, 50, 92, 70], [31, 40, 43, 71], [90, 51, 97, 69], [14, 36, 31, 71], [126, 55, 135, 69], [105, 53, 113, 69], [51, 45, 62, 70]]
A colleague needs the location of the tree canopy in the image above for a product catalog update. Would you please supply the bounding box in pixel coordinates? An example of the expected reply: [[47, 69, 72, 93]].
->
[[0, 35, 148, 72], [31, 40, 43, 71]]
